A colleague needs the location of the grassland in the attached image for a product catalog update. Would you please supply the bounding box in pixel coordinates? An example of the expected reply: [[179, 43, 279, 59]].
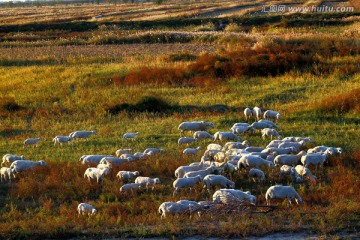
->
[[0, 0, 359, 239]]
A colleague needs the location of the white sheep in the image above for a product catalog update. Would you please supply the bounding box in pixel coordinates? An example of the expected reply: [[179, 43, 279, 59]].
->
[[80, 155, 114, 165], [183, 165, 216, 180], [231, 125, 254, 135], [84, 167, 110, 183], [96, 160, 112, 169], [250, 122, 275, 131], [206, 143, 223, 151], [77, 203, 97, 215], [279, 165, 302, 183], [116, 171, 140, 182], [178, 121, 214, 136], [295, 137, 315, 143], [203, 174, 235, 193], [238, 155, 275, 169], [178, 137, 198, 145], [263, 110, 280, 120], [10, 160, 46, 173], [248, 168, 265, 182], [2, 154, 25, 167], [0, 167, 16, 183], [278, 141, 306, 152], [53, 136, 73, 146], [261, 128, 282, 140], [175, 161, 205, 178], [213, 189, 256, 205], [158, 202, 191, 219], [123, 132, 140, 141], [252, 106, 262, 121], [143, 148, 165, 155], [119, 153, 137, 162], [266, 147, 296, 155], [301, 152, 328, 169], [244, 108, 253, 121], [176, 200, 207, 217], [214, 132, 241, 142], [295, 165, 317, 181], [135, 176, 161, 190], [133, 152, 149, 159], [274, 151, 307, 167], [173, 175, 202, 196], [258, 119, 279, 130], [203, 149, 222, 161], [307, 146, 342, 156], [245, 146, 265, 153], [223, 141, 249, 150], [183, 147, 202, 156], [265, 185, 302, 206], [100, 157, 128, 167], [119, 183, 142, 193], [193, 131, 214, 141], [23, 138, 41, 148], [115, 149, 133, 157], [69, 131, 96, 140]]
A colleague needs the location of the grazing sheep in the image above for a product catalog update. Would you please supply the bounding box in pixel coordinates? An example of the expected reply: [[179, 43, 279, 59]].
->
[[175, 161, 205, 178], [178, 137, 198, 145], [244, 108, 253, 121], [77, 203, 97, 215], [238, 155, 275, 169], [295, 165, 317, 180], [134, 152, 149, 159], [24, 138, 41, 148], [100, 157, 128, 167], [178, 121, 214, 136], [252, 106, 262, 121], [158, 202, 191, 219], [53, 136, 73, 146], [84, 167, 110, 183], [173, 175, 202, 196], [80, 155, 114, 165], [295, 137, 314, 144], [96, 160, 112, 169], [2, 154, 25, 167], [10, 160, 46, 173], [266, 139, 285, 148], [258, 119, 279, 130], [193, 131, 214, 141], [307, 146, 342, 156], [265, 185, 302, 206], [261, 128, 282, 140], [69, 131, 96, 140], [116, 171, 140, 182], [213, 189, 256, 205], [119, 153, 137, 162], [248, 168, 265, 182], [279, 165, 302, 183], [250, 122, 274, 131], [278, 141, 306, 152], [245, 147, 265, 153], [231, 125, 254, 135], [203, 149, 223, 161], [115, 149, 133, 157], [203, 174, 235, 193], [135, 176, 160, 190], [206, 143, 223, 151], [123, 132, 140, 141], [301, 152, 328, 169], [274, 151, 307, 167], [183, 165, 216, 180], [224, 141, 249, 150], [282, 137, 296, 142], [0, 167, 15, 183], [183, 147, 202, 156], [263, 110, 280, 121], [214, 132, 241, 142], [119, 183, 142, 193], [266, 147, 296, 155], [143, 148, 165, 155]]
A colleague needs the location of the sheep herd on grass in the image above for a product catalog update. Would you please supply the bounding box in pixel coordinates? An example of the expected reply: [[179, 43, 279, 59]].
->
[[1, 106, 343, 218]]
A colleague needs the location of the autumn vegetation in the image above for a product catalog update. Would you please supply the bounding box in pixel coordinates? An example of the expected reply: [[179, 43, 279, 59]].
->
[[0, 0, 359, 238]]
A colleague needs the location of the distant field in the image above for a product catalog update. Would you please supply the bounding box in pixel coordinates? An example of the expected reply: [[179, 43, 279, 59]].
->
[[0, 0, 359, 239]]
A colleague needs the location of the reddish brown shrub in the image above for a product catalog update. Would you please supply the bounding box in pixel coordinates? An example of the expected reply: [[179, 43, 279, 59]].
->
[[317, 88, 360, 114]]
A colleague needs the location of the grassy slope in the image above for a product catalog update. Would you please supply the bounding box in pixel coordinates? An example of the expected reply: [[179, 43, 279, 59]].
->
[[0, 1, 359, 239]]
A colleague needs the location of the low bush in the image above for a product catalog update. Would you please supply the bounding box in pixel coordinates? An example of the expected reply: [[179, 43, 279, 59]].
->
[[316, 88, 360, 114]]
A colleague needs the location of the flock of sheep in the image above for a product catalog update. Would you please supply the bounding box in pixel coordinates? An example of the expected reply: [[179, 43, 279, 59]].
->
[[1, 106, 342, 218]]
